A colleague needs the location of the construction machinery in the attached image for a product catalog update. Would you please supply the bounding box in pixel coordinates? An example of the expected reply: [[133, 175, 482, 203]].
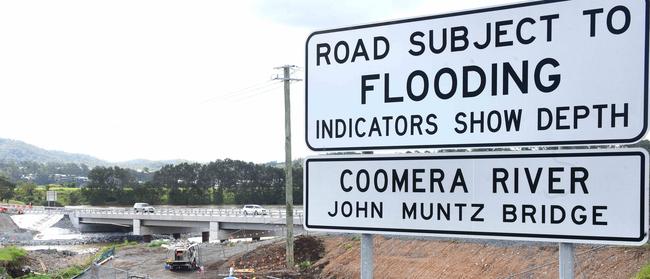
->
[[165, 243, 200, 271]]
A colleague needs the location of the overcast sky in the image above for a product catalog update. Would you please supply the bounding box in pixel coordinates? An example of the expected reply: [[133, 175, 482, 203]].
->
[[0, 0, 518, 164]]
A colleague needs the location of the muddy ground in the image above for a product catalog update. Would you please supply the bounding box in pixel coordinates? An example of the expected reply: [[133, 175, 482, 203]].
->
[[67, 235, 650, 278], [74, 240, 278, 279], [24, 249, 92, 274]]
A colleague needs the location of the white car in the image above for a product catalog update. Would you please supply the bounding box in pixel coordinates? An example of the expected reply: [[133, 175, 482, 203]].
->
[[133, 203, 155, 213], [242, 204, 267, 216]]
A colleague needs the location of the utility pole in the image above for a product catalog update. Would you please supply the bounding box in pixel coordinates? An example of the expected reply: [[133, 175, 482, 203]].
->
[[274, 65, 301, 268]]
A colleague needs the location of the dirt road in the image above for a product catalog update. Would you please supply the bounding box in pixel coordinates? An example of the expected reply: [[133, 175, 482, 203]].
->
[[76, 240, 277, 279]]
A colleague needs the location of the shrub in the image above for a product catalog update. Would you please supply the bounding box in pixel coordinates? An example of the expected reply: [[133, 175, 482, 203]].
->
[[0, 246, 28, 278], [148, 239, 169, 248], [0, 246, 27, 263], [636, 262, 650, 279], [298, 260, 312, 270]]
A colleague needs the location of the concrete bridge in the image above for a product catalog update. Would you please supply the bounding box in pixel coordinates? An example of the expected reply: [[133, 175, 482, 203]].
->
[[26, 207, 305, 242]]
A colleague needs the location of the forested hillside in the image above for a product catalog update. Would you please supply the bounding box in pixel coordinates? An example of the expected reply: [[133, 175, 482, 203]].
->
[[0, 138, 185, 170]]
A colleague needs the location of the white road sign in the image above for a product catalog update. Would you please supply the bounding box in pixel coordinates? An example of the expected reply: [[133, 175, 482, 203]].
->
[[46, 191, 57, 202], [304, 150, 649, 245], [305, 0, 649, 151]]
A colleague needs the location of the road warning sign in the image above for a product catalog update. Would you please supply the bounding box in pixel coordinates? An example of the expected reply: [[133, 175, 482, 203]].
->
[[305, 0, 649, 151]]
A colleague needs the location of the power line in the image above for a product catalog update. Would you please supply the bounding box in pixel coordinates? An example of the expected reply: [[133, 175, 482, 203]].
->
[[233, 83, 285, 103], [200, 80, 279, 104], [234, 80, 302, 103]]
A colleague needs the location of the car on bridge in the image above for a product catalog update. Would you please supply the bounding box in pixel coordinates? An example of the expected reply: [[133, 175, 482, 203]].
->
[[242, 204, 267, 216], [133, 203, 155, 213]]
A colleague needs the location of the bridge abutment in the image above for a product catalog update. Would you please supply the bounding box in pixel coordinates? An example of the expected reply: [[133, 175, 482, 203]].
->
[[68, 213, 80, 229]]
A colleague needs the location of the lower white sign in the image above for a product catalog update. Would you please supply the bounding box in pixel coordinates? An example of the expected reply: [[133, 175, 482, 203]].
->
[[46, 191, 57, 202], [304, 149, 648, 245]]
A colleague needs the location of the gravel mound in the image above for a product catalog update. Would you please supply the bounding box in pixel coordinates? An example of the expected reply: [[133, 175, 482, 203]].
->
[[51, 214, 78, 231], [0, 213, 18, 231], [0, 214, 35, 243]]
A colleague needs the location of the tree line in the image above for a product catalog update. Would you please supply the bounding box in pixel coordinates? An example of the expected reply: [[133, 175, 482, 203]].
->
[[81, 159, 303, 206], [0, 158, 302, 206], [4, 140, 650, 206]]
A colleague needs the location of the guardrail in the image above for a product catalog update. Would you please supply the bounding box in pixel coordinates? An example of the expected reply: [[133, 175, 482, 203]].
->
[[24, 206, 304, 219]]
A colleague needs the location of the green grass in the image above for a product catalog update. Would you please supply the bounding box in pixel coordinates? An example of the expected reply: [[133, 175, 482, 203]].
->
[[46, 186, 80, 193], [7, 200, 25, 205], [0, 246, 27, 262], [20, 274, 51, 279], [50, 266, 85, 279], [148, 239, 168, 248], [636, 262, 650, 279], [20, 266, 86, 279], [115, 240, 138, 248]]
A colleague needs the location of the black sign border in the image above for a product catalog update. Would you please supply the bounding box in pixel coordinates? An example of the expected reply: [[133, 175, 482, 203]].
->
[[304, 0, 650, 152], [304, 151, 647, 243]]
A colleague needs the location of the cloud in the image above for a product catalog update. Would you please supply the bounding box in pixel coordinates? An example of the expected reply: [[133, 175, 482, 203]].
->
[[252, 0, 422, 29]]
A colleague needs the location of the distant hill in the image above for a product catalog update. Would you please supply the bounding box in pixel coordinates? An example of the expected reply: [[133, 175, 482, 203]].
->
[[0, 138, 186, 170]]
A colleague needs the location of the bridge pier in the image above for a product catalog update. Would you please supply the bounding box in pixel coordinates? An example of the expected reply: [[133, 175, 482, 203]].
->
[[133, 220, 153, 242], [209, 222, 229, 243], [133, 219, 153, 235], [173, 233, 181, 240]]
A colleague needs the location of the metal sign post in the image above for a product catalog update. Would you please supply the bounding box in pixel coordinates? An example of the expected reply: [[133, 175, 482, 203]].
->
[[360, 150, 375, 278], [559, 243, 575, 279], [361, 234, 373, 279]]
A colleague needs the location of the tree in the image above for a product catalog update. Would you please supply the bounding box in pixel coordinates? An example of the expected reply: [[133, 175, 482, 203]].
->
[[0, 176, 15, 202], [132, 182, 162, 205], [82, 166, 137, 205], [14, 182, 39, 204]]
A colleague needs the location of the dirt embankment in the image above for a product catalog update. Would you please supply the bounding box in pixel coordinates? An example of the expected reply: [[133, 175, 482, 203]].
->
[[220, 235, 650, 278], [222, 235, 325, 278], [313, 236, 650, 278], [62, 235, 650, 278]]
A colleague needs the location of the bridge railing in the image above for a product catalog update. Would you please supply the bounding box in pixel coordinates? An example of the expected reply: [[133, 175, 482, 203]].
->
[[24, 206, 304, 219]]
